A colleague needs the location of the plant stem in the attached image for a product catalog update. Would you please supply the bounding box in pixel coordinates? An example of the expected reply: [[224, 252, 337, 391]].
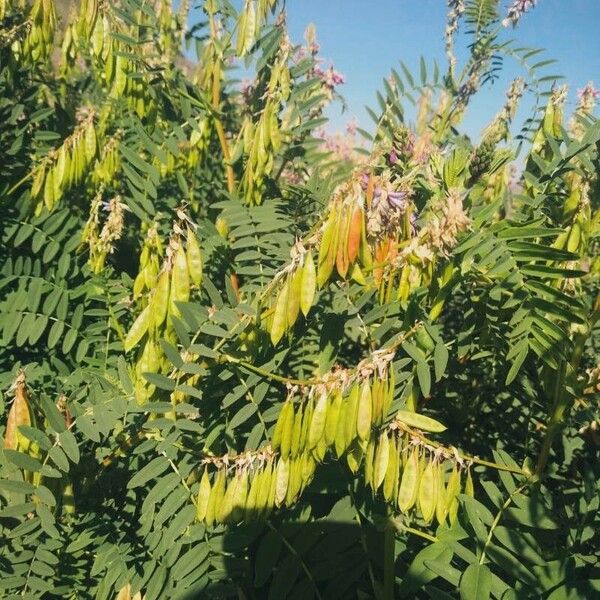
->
[[479, 481, 530, 564]]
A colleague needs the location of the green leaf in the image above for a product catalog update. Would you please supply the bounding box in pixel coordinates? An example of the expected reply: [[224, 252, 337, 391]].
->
[[433, 342, 448, 382], [416, 361, 431, 397], [460, 564, 491, 600], [128, 456, 170, 488], [254, 530, 282, 587], [228, 403, 258, 430], [396, 410, 446, 433]]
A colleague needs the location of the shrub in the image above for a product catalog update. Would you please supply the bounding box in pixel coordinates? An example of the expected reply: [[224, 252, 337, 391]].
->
[[1, 0, 599, 598]]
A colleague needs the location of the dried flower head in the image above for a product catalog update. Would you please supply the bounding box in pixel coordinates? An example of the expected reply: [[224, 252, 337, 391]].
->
[[427, 189, 471, 256], [502, 0, 538, 28]]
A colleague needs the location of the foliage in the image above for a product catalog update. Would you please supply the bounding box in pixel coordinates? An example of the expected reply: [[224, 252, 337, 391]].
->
[[1, 0, 599, 598]]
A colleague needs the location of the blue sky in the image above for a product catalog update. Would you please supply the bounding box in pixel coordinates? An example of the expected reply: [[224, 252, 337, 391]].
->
[[283, 0, 600, 141]]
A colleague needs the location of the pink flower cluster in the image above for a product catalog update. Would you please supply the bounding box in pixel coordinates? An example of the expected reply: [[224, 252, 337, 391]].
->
[[314, 65, 346, 89]]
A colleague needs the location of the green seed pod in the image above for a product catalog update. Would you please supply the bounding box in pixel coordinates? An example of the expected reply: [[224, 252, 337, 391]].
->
[[373, 431, 390, 492], [275, 458, 289, 507], [398, 447, 419, 512], [418, 460, 436, 524], [324, 390, 343, 446], [308, 392, 328, 450], [383, 435, 398, 502], [344, 383, 360, 447], [435, 462, 447, 525], [334, 398, 349, 458], [279, 401, 295, 459], [346, 438, 365, 474], [196, 468, 211, 522], [290, 403, 304, 458], [356, 380, 373, 441], [205, 468, 225, 527]]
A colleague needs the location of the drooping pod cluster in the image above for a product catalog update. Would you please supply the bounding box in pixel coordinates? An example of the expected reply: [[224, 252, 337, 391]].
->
[[236, 0, 277, 56], [196, 446, 316, 526], [91, 131, 122, 185], [317, 181, 372, 288], [75, 0, 109, 59], [270, 351, 396, 465], [18, 0, 56, 64], [132, 225, 164, 299], [237, 48, 290, 205], [264, 246, 316, 345], [361, 417, 474, 526], [30, 112, 98, 215], [124, 214, 203, 404]]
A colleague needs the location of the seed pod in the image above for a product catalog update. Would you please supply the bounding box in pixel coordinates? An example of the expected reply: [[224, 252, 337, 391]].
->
[[43, 168, 55, 210], [350, 263, 367, 285], [371, 378, 383, 425], [434, 462, 447, 524], [567, 221, 581, 253], [373, 432, 390, 491], [275, 458, 289, 507], [186, 228, 203, 286], [256, 464, 272, 517], [317, 213, 337, 288], [398, 447, 419, 512], [124, 305, 151, 352], [171, 244, 190, 305], [346, 205, 362, 265], [301, 452, 316, 487], [356, 380, 373, 441], [290, 403, 304, 458], [272, 400, 291, 454], [346, 438, 365, 474], [446, 466, 460, 525], [286, 457, 301, 505], [299, 398, 313, 451], [286, 269, 302, 329], [465, 467, 474, 497], [383, 369, 395, 418], [196, 468, 211, 522], [334, 399, 348, 457], [245, 470, 259, 521], [335, 205, 351, 277], [270, 281, 288, 345], [344, 384, 360, 448], [152, 269, 170, 329], [4, 374, 31, 451], [31, 166, 45, 200], [324, 390, 342, 446], [205, 469, 225, 526], [314, 435, 329, 462], [231, 469, 249, 523], [84, 123, 97, 163], [364, 437, 375, 489], [307, 392, 328, 450], [220, 472, 238, 523], [418, 460, 436, 524], [383, 435, 398, 502], [279, 402, 295, 460], [300, 251, 316, 316]]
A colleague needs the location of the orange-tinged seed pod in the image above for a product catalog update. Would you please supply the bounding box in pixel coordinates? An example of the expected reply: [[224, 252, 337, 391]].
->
[[4, 373, 31, 451], [347, 204, 363, 264]]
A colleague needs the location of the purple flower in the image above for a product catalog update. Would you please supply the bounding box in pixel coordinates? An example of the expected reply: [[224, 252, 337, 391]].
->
[[387, 191, 407, 210], [388, 149, 399, 165]]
